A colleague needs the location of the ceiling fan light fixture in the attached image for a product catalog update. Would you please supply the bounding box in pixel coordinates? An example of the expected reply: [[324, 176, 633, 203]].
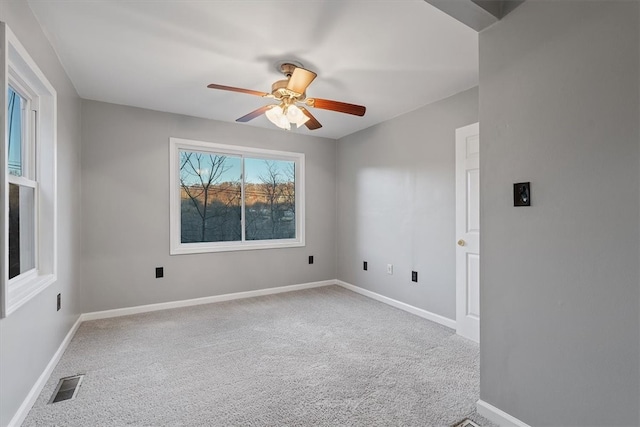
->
[[286, 104, 310, 128], [265, 105, 291, 130]]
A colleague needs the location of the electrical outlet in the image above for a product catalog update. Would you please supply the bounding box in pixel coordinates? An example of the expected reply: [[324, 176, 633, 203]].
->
[[387, 264, 393, 275], [156, 267, 164, 278], [309, 255, 314, 264], [57, 293, 61, 311], [412, 271, 418, 282], [363, 261, 368, 271]]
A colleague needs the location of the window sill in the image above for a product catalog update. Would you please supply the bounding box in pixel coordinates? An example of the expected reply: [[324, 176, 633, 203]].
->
[[170, 240, 305, 255], [6, 273, 56, 316]]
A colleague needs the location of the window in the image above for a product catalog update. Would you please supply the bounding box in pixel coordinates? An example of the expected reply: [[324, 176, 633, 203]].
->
[[1, 23, 57, 317], [170, 138, 305, 254], [8, 86, 36, 280]]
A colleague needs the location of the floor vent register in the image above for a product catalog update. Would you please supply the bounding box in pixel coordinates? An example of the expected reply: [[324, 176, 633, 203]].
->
[[453, 419, 481, 427], [49, 375, 84, 404]]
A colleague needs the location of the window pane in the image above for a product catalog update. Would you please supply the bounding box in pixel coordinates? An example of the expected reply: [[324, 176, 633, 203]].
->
[[179, 150, 241, 243], [244, 158, 296, 241], [8, 183, 36, 279], [7, 86, 25, 177]]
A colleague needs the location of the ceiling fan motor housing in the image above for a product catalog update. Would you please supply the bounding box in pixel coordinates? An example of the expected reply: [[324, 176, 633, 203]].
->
[[280, 63, 298, 78], [271, 79, 305, 100]]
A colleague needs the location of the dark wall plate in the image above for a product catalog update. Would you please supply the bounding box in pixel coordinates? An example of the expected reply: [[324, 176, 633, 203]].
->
[[514, 182, 531, 206]]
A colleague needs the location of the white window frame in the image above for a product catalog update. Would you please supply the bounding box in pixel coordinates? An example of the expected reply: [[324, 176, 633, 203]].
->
[[169, 137, 305, 254], [1, 23, 57, 317], [7, 83, 38, 286]]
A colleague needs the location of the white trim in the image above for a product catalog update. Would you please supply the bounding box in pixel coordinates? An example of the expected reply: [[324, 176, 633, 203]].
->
[[0, 22, 7, 319], [81, 280, 334, 321], [170, 137, 304, 160], [336, 280, 456, 330], [8, 316, 82, 427], [6, 273, 55, 317], [1, 24, 58, 318], [170, 239, 305, 255], [80, 281, 458, 345], [6, 174, 37, 188], [476, 400, 531, 427]]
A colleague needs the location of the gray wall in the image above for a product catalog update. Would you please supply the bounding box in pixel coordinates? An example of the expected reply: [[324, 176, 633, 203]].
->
[[479, 1, 639, 425], [336, 87, 478, 320], [0, 2, 82, 426], [80, 101, 337, 313]]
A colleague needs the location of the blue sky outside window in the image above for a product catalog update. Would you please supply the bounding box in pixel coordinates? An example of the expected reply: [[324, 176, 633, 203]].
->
[[7, 86, 24, 176]]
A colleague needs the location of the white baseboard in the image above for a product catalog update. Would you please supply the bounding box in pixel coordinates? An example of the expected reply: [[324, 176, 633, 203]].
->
[[336, 280, 456, 330], [8, 316, 82, 427], [477, 399, 531, 427], [80, 280, 335, 322]]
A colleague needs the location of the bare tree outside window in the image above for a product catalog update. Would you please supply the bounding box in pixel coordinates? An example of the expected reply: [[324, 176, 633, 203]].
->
[[283, 162, 296, 213], [179, 151, 241, 243], [245, 159, 296, 241]]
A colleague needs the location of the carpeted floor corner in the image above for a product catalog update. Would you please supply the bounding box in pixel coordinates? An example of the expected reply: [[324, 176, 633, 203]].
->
[[23, 285, 493, 426]]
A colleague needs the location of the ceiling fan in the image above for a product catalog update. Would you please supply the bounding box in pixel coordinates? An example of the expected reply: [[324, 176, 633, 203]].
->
[[207, 63, 366, 131]]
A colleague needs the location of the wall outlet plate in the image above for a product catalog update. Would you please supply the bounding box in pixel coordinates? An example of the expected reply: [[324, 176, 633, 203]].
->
[[387, 264, 393, 275], [309, 255, 314, 264], [412, 271, 418, 282], [155, 267, 164, 278], [57, 293, 61, 311], [363, 261, 368, 271]]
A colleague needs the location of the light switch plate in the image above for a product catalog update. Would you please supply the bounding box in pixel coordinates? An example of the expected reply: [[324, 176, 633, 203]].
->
[[514, 182, 531, 206]]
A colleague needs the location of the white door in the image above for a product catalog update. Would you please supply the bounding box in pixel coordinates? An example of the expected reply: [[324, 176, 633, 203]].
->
[[455, 122, 480, 343]]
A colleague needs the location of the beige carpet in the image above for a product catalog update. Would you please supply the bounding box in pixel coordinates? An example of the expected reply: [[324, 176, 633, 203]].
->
[[23, 286, 492, 426]]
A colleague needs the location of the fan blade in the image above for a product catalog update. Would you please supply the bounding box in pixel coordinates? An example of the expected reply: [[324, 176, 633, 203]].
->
[[300, 107, 322, 130], [207, 83, 269, 97], [286, 67, 317, 95], [306, 98, 366, 116], [236, 105, 273, 123]]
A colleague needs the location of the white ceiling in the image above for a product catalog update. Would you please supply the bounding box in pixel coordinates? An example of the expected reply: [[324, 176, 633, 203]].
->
[[28, 0, 478, 139]]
